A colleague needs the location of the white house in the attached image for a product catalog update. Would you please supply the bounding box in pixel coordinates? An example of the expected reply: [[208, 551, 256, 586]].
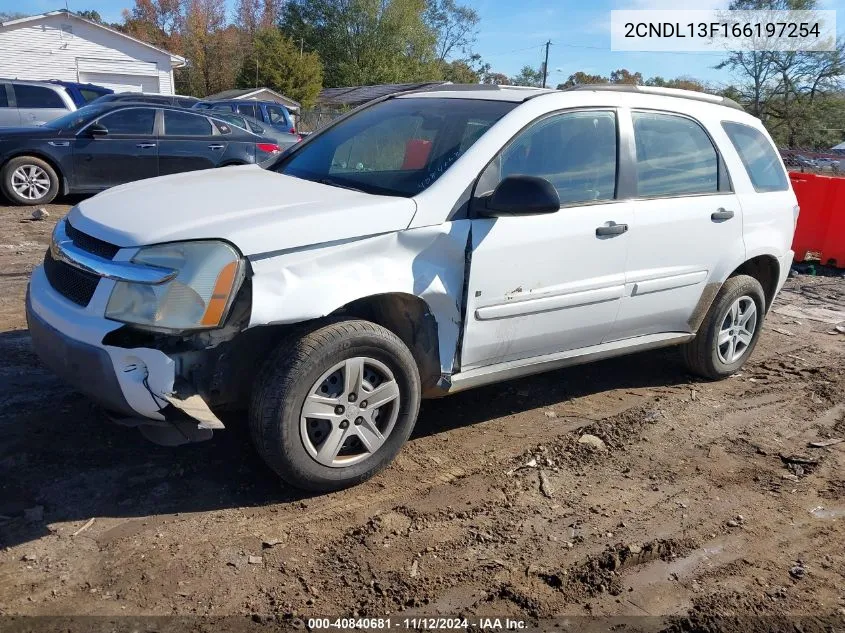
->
[[0, 10, 186, 95]]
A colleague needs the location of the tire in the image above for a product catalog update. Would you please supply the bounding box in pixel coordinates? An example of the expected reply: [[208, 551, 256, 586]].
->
[[1, 156, 59, 205], [250, 319, 421, 492], [682, 274, 766, 380]]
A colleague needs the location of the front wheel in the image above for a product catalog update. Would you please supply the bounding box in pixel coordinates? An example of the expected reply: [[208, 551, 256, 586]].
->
[[682, 274, 766, 380], [1, 156, 59, 205], [250, 319, 421, 492]]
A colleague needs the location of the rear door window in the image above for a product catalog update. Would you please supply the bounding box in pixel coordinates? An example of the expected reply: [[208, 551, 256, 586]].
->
[[98, 108, 156, 135], [632, 111, 721, 197], [265, 105, 290, 127], [163, 110, 213, 136], [15, 85, 67, 109], [0, 85, 8, 108], [79, 89, 104, 104], [722, 121, 789, 192], [236, 103, 258, 119]]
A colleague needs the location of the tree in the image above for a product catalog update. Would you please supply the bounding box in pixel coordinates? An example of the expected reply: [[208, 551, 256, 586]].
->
[[609, 69, 643, 85], [425, 0, 479, 62], [716, 0, 845, 145], [440, 59, 479, 83], [510, 65, 542, 87], [122, 0, 184, 53], [482, 72, 510, 85], [236, 28, 323, 108], [180, 0, 238, 96], [558, 71, 608, 89], [77, 10, 103, 23], [280, 0, 440, 88], [645, 76, 706, 92], [0, 11, 26, 21]]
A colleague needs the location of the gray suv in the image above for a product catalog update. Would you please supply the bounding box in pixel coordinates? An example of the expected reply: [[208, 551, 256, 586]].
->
[[0, 79, 77, 127]]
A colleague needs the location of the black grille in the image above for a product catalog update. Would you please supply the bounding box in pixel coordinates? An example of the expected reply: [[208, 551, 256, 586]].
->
[[43, 250, 100, 307], [65, 221, 120, 260]]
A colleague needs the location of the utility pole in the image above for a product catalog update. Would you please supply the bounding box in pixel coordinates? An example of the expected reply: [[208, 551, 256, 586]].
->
[[300, 37, 304, 59], [542, 40, 551, 88]]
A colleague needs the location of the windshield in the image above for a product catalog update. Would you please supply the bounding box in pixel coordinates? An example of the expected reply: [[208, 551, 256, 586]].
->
[[44, 104, 110, 131], [273, 97, 516, 197]]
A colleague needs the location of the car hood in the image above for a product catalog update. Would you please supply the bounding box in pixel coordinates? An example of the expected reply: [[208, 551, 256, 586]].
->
[[69, 166, 417, 257]]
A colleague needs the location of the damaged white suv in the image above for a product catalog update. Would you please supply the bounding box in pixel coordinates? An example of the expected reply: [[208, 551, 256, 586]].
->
[[27, 84, 797, 491]]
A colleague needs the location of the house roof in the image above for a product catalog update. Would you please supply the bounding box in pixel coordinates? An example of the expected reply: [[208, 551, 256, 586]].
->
[[203, 87, 301, 109], [0, 10, 186, 68], [318, 82, 449, 107]]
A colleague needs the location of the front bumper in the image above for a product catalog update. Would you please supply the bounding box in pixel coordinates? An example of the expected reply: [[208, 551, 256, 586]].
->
[[27, 292, 135, 417], [27, 264, 176, 422]]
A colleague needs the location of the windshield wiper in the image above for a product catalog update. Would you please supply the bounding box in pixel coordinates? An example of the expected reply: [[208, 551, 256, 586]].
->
[[315, 177, 366, 193]]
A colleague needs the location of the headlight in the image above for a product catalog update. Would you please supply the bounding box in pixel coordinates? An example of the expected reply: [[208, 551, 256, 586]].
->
[[105, 241, 243, 330]]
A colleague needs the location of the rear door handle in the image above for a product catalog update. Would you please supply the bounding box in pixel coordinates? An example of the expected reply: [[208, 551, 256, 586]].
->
[[208, 144, 225, 150], [136, 142, 156, 149], [595, 222, 628, 237], [711, 208, 735, 221]]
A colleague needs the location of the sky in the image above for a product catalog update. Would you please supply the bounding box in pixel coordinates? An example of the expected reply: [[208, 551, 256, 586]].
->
[[3, 0, 844, 89]]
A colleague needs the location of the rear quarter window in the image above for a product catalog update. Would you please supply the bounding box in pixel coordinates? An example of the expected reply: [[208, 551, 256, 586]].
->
[[722, 121, 788, 192]]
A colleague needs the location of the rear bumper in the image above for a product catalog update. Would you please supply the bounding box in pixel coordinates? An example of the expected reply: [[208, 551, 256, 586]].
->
[[776, 249, 795, 295]]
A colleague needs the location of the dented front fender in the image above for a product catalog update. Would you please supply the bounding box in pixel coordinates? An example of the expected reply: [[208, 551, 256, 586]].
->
[[247, 222, 471, 375]]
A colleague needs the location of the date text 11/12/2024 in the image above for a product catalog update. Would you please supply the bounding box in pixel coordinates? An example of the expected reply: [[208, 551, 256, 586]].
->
[[308, 617, 528, 630]]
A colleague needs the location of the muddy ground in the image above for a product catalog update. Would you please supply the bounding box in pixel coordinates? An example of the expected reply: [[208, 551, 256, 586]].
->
[[0, 201, 844, 631]]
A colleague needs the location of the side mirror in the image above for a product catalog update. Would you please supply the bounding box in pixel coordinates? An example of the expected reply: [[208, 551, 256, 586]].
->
[[88, 123, 108, 138], [480, 175, 560, 217]]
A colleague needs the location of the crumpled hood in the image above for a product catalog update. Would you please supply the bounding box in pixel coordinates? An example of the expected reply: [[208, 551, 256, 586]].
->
[[69, 165, 416, 257]]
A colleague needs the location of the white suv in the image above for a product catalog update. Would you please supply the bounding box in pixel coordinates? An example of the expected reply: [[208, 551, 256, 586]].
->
[[27, 84, 797, 491]]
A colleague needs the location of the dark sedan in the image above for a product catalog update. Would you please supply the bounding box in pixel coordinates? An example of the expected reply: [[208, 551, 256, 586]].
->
[[0, 103, 282, 205]]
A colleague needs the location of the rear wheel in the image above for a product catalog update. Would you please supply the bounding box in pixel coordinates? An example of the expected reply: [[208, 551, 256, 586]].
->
[[1, 156, 59, 205], [250, 319, 421, 492], [682, 274, 766, 379]]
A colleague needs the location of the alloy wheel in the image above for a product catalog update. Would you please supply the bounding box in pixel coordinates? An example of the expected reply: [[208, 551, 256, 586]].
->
[[11, 164, 51, 201], [717, 295, 758, 364], [300, 357, 400, 468]]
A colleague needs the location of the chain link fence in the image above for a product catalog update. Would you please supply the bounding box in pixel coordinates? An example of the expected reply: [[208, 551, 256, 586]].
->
[[781, 148, 845, 175], [297, 108, 345, 134]]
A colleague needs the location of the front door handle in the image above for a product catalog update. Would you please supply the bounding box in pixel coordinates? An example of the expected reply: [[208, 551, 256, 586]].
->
[[595, 222, 628, 237], [136, 142, 156, 149], [208, 144, 225, 150], [711, 208, 735, 221]]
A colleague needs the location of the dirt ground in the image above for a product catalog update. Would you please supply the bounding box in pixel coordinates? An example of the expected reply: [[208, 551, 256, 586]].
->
[[1, 201, 844, 631]]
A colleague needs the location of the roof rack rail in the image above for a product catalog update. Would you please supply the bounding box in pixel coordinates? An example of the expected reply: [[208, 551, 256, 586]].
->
[[563, 84, 744, 111]]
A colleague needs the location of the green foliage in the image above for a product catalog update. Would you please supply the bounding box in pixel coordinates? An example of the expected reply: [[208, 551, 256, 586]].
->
[[557, 71, 607, 89], [510, 65, 543, 87], [77, 9, 103, 23], [236, 29, 323, 108], [426, 0, 479, 61], [440, 59, 479, 83], [716, 0, 845, 146], [280, 0, 442, 88]]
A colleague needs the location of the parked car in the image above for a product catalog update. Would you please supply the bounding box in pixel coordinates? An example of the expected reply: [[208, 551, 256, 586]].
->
[[27, 84, 797, 492], [194, 99, 297, 134], [815, 157, 841, 171], [46, 80, 113, 107], [90, 92, 200, 108], [0, 102, 281, 205], [207, 110, 301, 149], [0, 79, 78, 127]]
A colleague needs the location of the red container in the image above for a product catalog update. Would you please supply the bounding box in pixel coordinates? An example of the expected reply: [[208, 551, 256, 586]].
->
[[789, 172, 845, 267]]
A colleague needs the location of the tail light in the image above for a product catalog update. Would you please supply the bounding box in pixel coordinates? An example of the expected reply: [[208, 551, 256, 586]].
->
[[256, 142, 281, 154], [289, 127, 296, 134]]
